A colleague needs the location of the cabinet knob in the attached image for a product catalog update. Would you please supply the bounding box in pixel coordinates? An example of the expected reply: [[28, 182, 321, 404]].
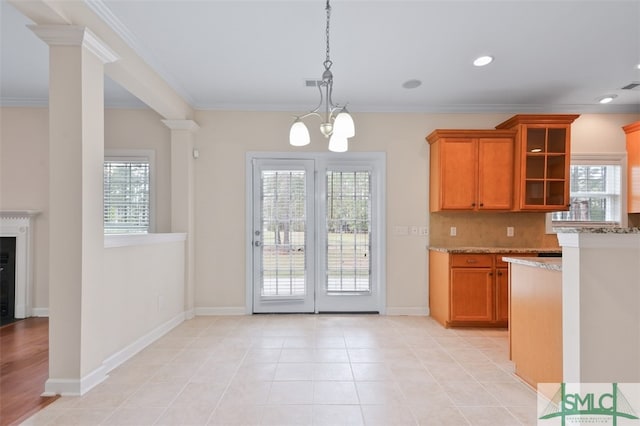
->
[[479, 203, 484, 207], [471, 203, 476, 207]]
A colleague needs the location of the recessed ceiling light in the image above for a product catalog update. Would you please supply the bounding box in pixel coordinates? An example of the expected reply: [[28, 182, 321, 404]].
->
[[636, 63, 640, 70], [402, 79, 422, 89], [598, 95, 618, 104], [473, 56, 494, 67]]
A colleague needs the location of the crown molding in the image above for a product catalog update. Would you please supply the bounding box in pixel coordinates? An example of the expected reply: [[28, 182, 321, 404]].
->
[[28, 25, 118, 64]]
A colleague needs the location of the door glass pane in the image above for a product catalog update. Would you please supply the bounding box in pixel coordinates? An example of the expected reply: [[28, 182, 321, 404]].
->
[[261, 170, 306, 297], [326, 171, 371, 293]]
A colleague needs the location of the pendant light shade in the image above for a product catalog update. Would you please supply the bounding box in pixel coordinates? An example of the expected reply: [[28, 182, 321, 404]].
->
[[328, 135, 348, 153], [289, 119, 310, 147], [332, 109, 355, 138]]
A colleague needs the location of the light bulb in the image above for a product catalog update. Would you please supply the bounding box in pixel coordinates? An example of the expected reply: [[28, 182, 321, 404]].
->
[[289, 119, 310, 147]]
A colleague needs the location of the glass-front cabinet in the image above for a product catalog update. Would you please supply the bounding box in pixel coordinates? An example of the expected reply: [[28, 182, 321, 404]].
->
[[496, 115, 579, 211]]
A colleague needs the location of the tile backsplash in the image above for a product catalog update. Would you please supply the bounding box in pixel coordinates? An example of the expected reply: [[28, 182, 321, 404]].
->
[[429, 212, 560, 248]]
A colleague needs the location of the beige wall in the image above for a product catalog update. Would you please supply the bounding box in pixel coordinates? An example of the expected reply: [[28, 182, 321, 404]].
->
[[0, 107, 50, 309], [1, 108, 637, 314]]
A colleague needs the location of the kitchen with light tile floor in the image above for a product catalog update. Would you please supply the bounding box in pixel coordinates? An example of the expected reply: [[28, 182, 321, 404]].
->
[[22, 315, 539, 425]]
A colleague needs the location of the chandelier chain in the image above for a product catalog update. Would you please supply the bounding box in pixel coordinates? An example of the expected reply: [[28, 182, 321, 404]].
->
[[324, 0, 332, 70]]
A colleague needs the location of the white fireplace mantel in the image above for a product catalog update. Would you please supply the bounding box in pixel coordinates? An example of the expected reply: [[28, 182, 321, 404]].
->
[[0, 210, 40, 318]]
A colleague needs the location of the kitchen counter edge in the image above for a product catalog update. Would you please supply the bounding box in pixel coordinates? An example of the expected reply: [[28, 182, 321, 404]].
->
[[428, 247, 561, 254], [502, 256, 562, 272]]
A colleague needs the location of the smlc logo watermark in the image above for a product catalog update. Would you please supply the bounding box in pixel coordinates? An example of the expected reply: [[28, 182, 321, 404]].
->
[[538, 383, 640, 425]]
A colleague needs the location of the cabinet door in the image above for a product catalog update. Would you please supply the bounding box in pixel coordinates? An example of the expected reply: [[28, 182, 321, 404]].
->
[[440, 139, 477, 210], [450, 268, 493, 322], [495, 267, 509, 323], [625, 122, 640, 213], [521, 126, 570, 210], [478, 138, 513, 210]]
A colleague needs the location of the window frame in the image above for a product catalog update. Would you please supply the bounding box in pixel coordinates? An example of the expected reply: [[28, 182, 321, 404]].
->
[[104, 149, 156, 234], [546, 153, 627, 233]]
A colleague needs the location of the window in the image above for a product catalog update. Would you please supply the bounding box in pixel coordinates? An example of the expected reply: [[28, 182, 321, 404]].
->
[[104, 150, 154, 234], [548, 154, 626, 230]]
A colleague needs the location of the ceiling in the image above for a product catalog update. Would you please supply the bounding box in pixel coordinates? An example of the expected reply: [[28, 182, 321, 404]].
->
[[1, 0, 639, 114]]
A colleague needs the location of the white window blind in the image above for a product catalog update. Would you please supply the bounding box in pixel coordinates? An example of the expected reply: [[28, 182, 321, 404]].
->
[[548, 154, 626, 230], [104, 157, 150, 234]]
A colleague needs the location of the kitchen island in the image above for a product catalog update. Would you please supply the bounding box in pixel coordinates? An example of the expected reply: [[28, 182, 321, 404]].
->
[[503, 256, 563, 388]]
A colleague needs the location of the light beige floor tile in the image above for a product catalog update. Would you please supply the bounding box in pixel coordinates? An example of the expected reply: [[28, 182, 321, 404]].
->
[[250, 336, 286, 349], [312, 404, 363, 425], [46, 408, 112, 426], [207, 402, 263, 425], [425, 361, 475, 383], [447, 348, 491, 364], [243, 348, 282, 363], [192, 360, 239, 384], [274, 362, 315, 381], [461, 362, 519, 383], [313, 348, 350, 363], [314, 336, 346, 348], [506, 405, 538, 426], [390, 365, 436, 384], [261, 404, 313, 426], [409, 404, 470, 426], [440, 381, 501, 407], [171, 382, 227, 407], [348, 348, 385, 363], [283, 336, 316, 348], [351, 363, 394, 381], [19, 407, 66, 425], [312, 363, 353, 381], [268, 381, 314, 405], [313, 381, 359, 405], [356, 381, 406, 405], [100, 406, 165, 425], [154, 401, 216, 426], [234, 362, 278, 382], [220, 380, 272, 406], [397, 381, 452, 407], [148, 362, 201, 383], [360, 404, 417, 425], [483, 381, 537, 406], [457, 406, 521, 426], [121, 381, 185, 408], [279, 348, 316, 363]]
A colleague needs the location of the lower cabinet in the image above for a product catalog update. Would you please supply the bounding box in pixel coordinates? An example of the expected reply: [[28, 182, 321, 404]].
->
[[429, 250, 534, 327]]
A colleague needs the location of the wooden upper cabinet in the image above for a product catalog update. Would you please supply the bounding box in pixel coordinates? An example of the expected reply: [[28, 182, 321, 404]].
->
[[624, 121, 640, 213], [427, 130, 516, 212], [496, 114, 580, 211]]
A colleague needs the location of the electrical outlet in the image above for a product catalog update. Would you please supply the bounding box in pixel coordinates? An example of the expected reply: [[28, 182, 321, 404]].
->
[[450, 226, 457, 237], [419, 226, 428, 236], [507, 226, 514, 237], [411, 226, 418, 236]]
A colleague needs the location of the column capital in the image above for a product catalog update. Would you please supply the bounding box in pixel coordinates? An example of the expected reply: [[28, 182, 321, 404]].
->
[[28, 24, 118, 64], [162, 119, 200, 133]]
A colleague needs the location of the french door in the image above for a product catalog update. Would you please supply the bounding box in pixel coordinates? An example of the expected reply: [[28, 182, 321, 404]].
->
[[248, 154, 384, 314]]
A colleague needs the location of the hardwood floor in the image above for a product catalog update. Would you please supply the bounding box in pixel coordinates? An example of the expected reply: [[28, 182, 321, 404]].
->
[[0, 318, 58, 426]]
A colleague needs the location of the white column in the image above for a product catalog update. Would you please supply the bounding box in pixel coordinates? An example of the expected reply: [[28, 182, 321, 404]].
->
[[30, 25, 118, 395], [162, 120, 199, 318]]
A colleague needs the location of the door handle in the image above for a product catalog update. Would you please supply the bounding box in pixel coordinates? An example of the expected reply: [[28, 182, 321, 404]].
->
[[254, 241, 262, 247]]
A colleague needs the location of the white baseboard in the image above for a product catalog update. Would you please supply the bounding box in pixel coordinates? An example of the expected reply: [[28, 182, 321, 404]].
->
[[31, 307, 49, 317], [102, 311, 186, 374], [195, 307, 246, 316], [44, 311, 186, 396], [43, 364, 108, 397], [385, 307, 430, 316], [185, 308, 195, 320]]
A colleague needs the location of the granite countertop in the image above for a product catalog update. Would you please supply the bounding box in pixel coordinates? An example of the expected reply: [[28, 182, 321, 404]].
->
[[429, 246, 561, 254], [554, 227, 640, 234], [502, 256, 562, 272]]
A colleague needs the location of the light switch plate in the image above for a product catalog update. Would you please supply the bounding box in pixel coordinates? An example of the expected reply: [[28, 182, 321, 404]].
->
[[450, 226, 457, 237]]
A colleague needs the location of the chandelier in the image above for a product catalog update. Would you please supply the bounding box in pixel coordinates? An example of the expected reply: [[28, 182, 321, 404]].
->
[[289, 0, 355, 152]]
